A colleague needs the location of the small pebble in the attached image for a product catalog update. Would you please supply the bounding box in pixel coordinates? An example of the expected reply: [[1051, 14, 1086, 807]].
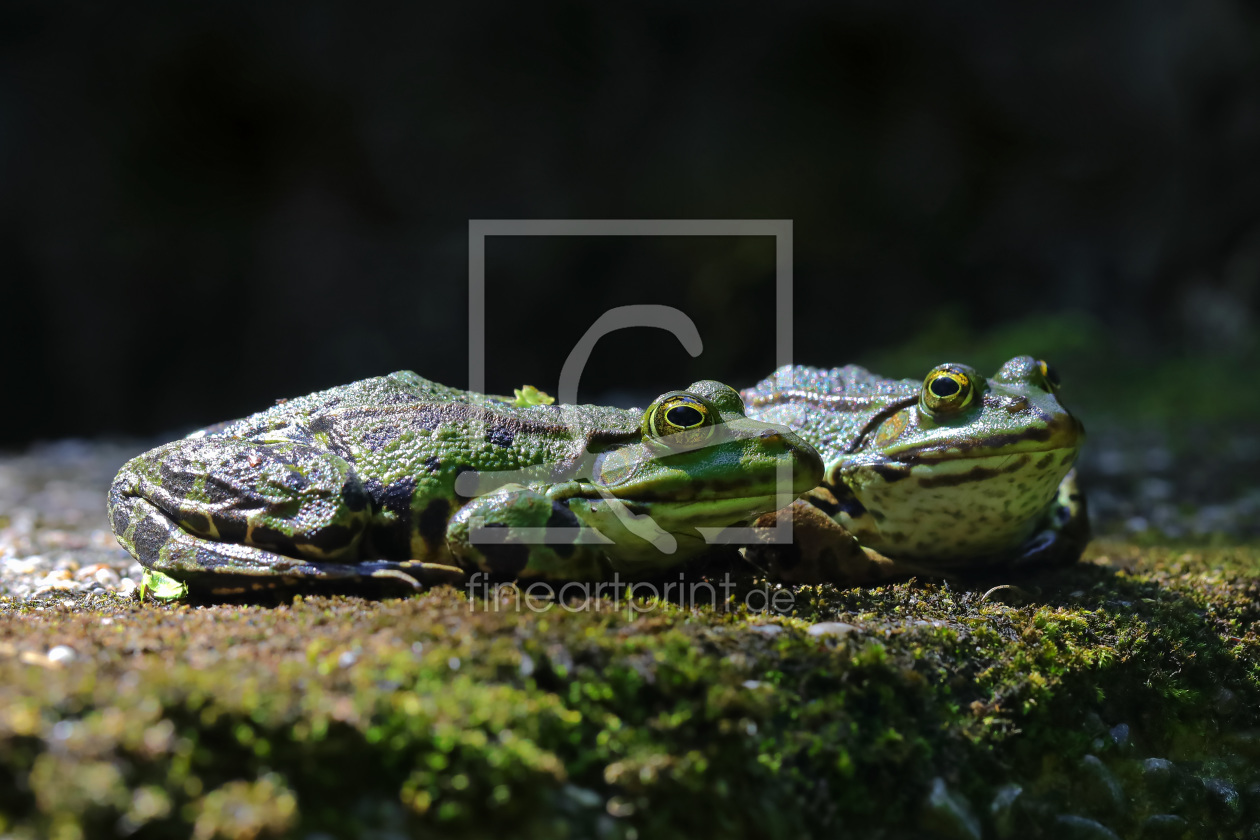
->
[[807, 622, 859, 637], [989, 783, 1022, 839], [1108, 723, 1131, 753], [47, 645, 76, 664], [94, 567, 121, 587], [920, 777, 981, 840], [1078, 755, 1127, 818], [1203, 778, 1241, 824], [1141, 758, 1175, 794]]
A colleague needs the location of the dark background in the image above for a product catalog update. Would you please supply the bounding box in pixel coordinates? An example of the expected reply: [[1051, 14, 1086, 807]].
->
[[3, 0, 1259, 447]]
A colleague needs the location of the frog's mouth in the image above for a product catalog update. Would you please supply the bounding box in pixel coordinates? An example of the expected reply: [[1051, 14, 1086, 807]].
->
[[836, 443, 1080, 488]]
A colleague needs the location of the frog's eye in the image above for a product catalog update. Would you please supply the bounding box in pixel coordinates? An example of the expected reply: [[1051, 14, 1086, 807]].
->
[[1036, 360, 1061, 393], [921, 366, 975, 415], [643, 393, 717, 448]]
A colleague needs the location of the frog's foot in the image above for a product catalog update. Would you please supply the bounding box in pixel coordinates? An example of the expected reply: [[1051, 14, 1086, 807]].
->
[[446, 484, 613, 581], [110, 491, 466, 596], [743, 499, 917, 585]]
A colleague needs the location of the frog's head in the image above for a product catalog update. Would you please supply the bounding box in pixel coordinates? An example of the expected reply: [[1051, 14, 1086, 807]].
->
[[835, 356, 1084, 561], [553, 381, 824, 568]]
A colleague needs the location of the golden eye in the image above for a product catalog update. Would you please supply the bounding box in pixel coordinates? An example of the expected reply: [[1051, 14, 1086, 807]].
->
[[921, 366, 975, 415], [643, 393, 716, 448], [1037, 360, 1061, 393]]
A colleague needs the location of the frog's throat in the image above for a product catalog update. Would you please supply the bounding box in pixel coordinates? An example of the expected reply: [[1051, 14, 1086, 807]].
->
[[836, 446, 1082, 560]]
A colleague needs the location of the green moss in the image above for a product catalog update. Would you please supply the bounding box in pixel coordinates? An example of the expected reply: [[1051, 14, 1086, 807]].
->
[[0, 540, 1257, 838]]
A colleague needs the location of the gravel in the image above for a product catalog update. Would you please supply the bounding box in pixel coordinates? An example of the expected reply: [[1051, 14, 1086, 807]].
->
[[0, 440, 146, 602]]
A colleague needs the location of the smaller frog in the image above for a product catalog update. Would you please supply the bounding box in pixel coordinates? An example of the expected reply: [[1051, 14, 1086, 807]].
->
[[741, 356, 1087, 582], [109, 371, 824, 595]]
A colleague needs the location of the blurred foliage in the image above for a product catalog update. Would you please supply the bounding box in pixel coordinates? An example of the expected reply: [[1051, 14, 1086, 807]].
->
[[861, 312, 1260, 424]]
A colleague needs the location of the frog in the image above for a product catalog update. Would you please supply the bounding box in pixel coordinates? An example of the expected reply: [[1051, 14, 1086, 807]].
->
[[740, 356, 1088, 583], [108, 371, 824, 595]]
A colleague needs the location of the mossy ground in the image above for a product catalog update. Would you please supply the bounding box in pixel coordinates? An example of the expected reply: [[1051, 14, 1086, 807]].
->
[[0, 541, 1257, 840]]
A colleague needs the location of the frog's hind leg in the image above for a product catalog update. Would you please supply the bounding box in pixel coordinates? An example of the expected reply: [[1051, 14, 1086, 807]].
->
[[109, 491, 461, 594], [108, 438, 465, 594]]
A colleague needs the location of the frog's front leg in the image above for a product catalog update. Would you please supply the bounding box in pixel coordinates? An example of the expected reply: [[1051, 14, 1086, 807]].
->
[[744, 497, 913, 585], [108, 437, 463, 592], [446, 484, 614, 581]]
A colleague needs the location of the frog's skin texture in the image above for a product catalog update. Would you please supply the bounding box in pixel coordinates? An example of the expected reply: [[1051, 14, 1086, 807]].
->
[[109, 371, 823, 594], [741, 356, 1087, 581]]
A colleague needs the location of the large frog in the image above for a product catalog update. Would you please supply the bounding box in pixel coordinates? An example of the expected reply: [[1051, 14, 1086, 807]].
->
[[741, 356, 1088, 582], [109, 371, 824, 595]]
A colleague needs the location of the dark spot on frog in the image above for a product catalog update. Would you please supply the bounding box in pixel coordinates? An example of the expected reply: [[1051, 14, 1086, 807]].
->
[[545, 503, 580, 558], [1035, 453, 1054, 470], [709, 476, 754, 494], [132, 511, 174, 562], [179, 512, 215, 537], [158, 460, 197, 498], [195, 546, 229, 572], [110, 502, 130, 538], [284, 469, 310, 492], [872, 464, 913, 483], [423, 455, 442, 473], [620, 501, 649, 517], [210, 515, 247, 545], [307, 417, 355, 460], [416, 497, 450, 553], [833, 490, 868, 519], [362, 425, 401, 453], [341, 475, 370, 512], [485, 424, 515, 448], [916, 455, 1030, 489], [363, 477, 417, 558], [806, 486, 842, 516], [301, 524, 356, 555], [475, 525, 531, 577], [245, 524, 296, 552]]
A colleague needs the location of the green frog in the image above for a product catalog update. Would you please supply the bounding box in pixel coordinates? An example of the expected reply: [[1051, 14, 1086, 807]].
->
[[741, 356, 1088, 582], [109, 371, 824, 595]]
